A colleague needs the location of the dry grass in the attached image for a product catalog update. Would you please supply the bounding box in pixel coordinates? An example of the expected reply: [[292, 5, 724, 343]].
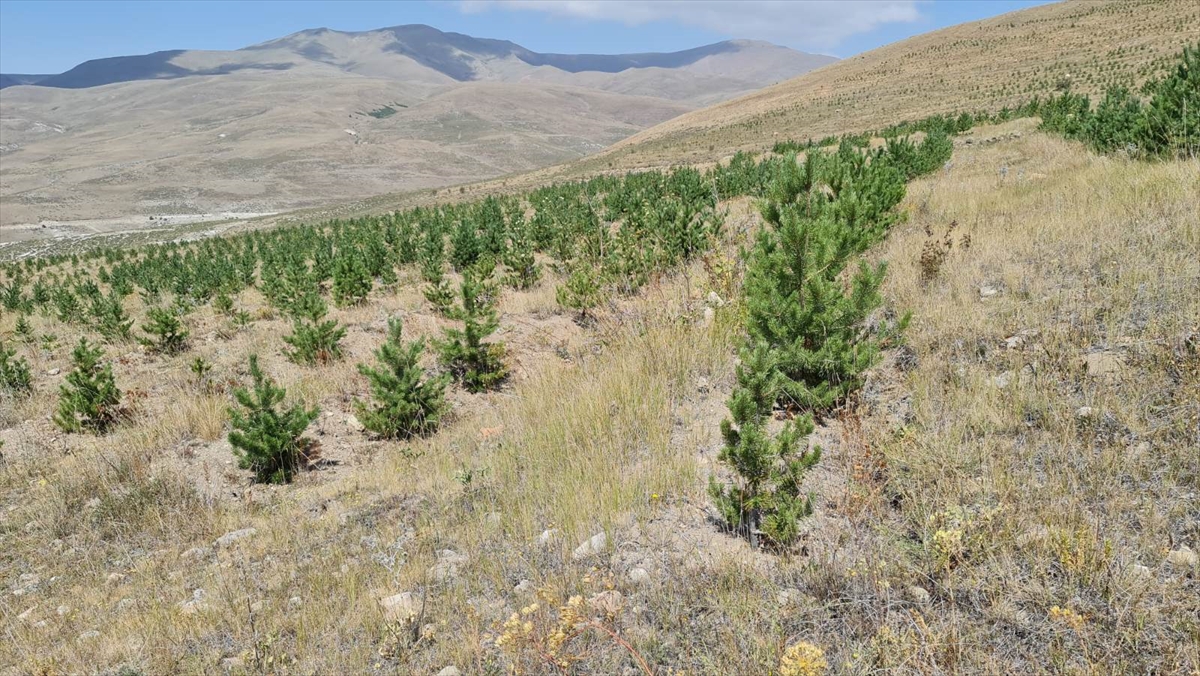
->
[[2, 125, 1198, 674]]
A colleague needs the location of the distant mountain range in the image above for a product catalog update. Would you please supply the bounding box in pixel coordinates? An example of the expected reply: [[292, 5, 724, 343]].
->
[[1, 24, 834, 95], [0, 24, 834, 227]]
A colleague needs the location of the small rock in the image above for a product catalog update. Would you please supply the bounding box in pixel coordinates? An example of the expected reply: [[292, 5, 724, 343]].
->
[[776, 588, 802, 607], [993, 372, 1012, 389], [46, 368, 60, 376], [906, 585, 931, 605], [179, 589, 208, 615], [1128, 564, 1152, 579], [702, 307, 716, 325], [17, 606, 35, 622], [514, 579, 535, 594], [220, 657, 245, 671], [484, 511, 502, 528], [105, 572, 127, 587], [380, 592, 422, 621], [537, 529, 559, 546], [696, 377, 710, 394], [84, 498, 101, 510], [288, 596, 303, 609], [77, 630, 100, 642], [1166, 546, 1198, 568], [116, 598, 136, 612], [214, 528, 257, 548], [587, 590, 624, 616], [979, 285, 1000, 299], [430, 550, 468, 582], [437, 667, 462, 676], [628, 568, 650, 585], [1084, 351, 1125, 379], [56, 605, 71, 616], [572, 531, 608, 560], [250, 600, 264, 613], [181, 546, 211, 560], [1076, 406, 1095, 419], [346, 414, 363, 432], [705, 291, 724, 307]]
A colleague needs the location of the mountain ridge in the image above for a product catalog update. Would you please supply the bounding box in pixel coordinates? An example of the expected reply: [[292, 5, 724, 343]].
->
[[2, 24, 835, 90]]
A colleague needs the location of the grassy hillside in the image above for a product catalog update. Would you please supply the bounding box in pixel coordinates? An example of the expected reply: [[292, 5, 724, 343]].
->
[[2, 120, 1197, 674], [561, 0, 1200, 174]]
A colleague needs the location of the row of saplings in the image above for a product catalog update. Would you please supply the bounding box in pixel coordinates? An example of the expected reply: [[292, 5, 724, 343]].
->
[[0, 264, 506, 484], [708, 136, 948, 549]]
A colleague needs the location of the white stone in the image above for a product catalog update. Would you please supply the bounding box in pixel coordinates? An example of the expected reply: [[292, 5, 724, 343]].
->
[[572, 531, 608, 560], [1166, 546, 1198, 568], [628, 568, 651, 585], [437, 668, 462, 676], [214, 528, 257, 548], [380, 592, 422, 621]]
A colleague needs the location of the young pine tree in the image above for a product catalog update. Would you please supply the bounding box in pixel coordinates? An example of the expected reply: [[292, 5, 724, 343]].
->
[[228, 354, 319, 484], [556, 264, 604, 322], [94, 294, 133, 342], [502, 214, 541, 290], [355, 318, 450, 439], [139, 306, 189, 354], [282, 293, 346, 366], [0, 341, 33, 397], [708, 343, 821, 548], [54, 337, 122, 433], [435, 268, 507, 393], [332, 252, 372, 307]]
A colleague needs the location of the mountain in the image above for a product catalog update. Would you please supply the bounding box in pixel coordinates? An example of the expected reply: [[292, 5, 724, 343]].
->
[[0, 25, 834, 227], [2, 25, 834, 99]]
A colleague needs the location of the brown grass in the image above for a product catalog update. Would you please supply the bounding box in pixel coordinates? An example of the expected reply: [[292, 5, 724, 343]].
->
[[2, 125, 1198, 674]]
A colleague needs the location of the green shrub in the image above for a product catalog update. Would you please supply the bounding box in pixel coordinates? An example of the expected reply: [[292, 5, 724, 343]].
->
[[435, 268, 507, 393], [708, 343, 820, 548], [228, 355, 319, 484], [283, 316, 347, 365], [355, 318, 450, 439], [0, 341, 33, 397], [139, 306, 189, 354], [556, 264, 605, 321], [54, 337, 122, 433]]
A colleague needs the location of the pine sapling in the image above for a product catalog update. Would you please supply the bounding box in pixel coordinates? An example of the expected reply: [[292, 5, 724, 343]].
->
[[0, 341, 33, 397], [355, 318, 450, 439], [140, 306, 189, 354], [228, 354, 319, 484], [434, 268, 507, 392], [54, 337, 122, 433], [708, 343, 820, 548]]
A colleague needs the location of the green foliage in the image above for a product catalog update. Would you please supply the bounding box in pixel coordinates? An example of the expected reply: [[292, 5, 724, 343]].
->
[[1041, 42, 1199, 158], [332, 252, 372, 307], [213, 292, 235, 316], [708, 344, 820, 548], [283, 314, 347, 366], [139, 306, 189, 354], [54, 337, 122, 433], [502, 214, 541, 290], [355, 318, 450, 439], [0, 341, 33, 397], [92, 293, 133, 342], [556, 264, 605, 320], [435, 268, 507, 393], [14, 314, 33, 341], [228, 354, 319, 484]]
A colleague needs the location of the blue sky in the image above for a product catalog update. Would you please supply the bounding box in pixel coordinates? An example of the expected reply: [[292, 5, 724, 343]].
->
[[0, 0, 1054, 74]]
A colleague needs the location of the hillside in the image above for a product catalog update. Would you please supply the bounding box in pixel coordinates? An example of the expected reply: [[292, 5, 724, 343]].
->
[[0, 25, 832, 229], [561, 0, 1200, 173], [1, 5, 1198, 675]]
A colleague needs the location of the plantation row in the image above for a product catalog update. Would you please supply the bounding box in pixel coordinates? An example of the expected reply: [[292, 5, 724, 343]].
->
[[775, 42, 1199, 160]]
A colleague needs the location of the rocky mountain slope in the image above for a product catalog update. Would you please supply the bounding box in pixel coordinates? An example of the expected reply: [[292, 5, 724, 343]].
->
[[0, 25, 832, 228]]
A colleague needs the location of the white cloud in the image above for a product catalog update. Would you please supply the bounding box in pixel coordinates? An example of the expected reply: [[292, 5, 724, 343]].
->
[[459, 1, 923, 51]]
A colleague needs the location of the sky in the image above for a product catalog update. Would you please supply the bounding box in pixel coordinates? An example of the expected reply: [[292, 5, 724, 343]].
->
[[0, 0, 1055, 75]]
